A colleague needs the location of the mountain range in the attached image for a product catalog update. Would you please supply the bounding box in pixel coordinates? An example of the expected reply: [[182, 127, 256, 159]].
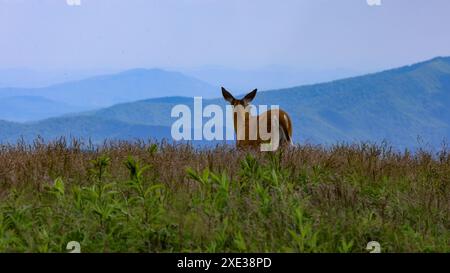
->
[[181, 65, 367, 92], [1, 57, 450, 150], [0, 96, 88, 122], [0, 68, 217, 109]]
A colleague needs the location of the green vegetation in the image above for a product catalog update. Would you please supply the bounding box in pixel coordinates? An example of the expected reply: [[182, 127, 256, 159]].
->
[[0, 139, 449, 252]]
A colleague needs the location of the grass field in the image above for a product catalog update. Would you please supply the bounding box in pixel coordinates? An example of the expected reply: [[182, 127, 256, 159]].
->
[[0, 138, 448, 252]]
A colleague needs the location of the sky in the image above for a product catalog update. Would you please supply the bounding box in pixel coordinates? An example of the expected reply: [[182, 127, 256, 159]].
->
[[1, 0, 450, 73]]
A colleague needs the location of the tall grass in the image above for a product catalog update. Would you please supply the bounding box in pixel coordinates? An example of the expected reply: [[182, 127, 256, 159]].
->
[[0, 138, 448, 252]]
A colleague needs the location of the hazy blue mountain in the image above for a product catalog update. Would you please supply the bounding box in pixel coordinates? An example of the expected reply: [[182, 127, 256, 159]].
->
[[86, 56, 450, 149], [0, 68, 103, 88], [0, 68, 217, 108], [1, 57, 450, 149], [182, 65, 368, 92], [0, 96, 87, 122], [256, 57, 450, 149], [0, 116, 172, 144], [0, 116, 226, 147]]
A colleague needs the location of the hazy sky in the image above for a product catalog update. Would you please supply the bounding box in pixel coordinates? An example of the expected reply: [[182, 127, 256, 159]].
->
[[1, 0, 450, 71]]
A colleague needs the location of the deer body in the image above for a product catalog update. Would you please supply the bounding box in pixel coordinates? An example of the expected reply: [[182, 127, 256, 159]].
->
[[222, 87, 293, 149]]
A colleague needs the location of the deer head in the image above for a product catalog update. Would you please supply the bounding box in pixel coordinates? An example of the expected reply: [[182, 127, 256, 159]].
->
[[221, 87, 257, 108]]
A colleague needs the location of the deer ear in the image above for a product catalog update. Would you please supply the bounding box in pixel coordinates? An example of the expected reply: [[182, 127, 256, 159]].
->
[[221, 87, 235, 104], [243, 89, 257, 104]]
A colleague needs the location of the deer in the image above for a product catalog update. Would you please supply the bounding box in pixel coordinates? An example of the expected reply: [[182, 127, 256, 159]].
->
[[221, 87, 293, 150]]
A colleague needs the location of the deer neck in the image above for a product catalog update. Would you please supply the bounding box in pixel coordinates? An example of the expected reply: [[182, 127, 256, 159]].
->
[[233, 106, 251, 141]]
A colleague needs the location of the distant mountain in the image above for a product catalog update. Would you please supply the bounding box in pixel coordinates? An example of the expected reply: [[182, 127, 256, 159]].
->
[[0, 96, 87, 122], [182, 65, 366, 92], [0, 116, 223, 147], [0, 68, 217, 108], [1, 57, 450, 149], [267, 56, 450, 148], [0, 116, 172, 144], [87, 56, 450, 149]]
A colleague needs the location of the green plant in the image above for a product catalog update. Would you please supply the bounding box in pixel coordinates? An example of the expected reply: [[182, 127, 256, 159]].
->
[[0, 139, 448, 252]]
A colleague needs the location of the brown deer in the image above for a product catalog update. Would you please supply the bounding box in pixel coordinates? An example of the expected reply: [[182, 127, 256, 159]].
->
[[221, 87, 293, 150]]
